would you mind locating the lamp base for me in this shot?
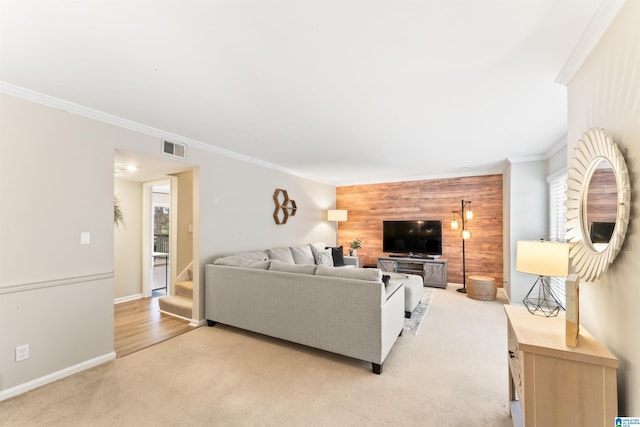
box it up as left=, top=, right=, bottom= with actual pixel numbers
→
left=456, top=287, right=467, bottom=293
left=523, top=276, right=562, bottom=317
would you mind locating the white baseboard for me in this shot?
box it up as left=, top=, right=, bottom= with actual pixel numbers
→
left=114, top=293, right=143, bottom=304
left=0, top=351, right=116, bottom=401
left=190, top=319, right=207, bottom=327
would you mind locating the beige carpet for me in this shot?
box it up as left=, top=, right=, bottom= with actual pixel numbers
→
left=0, top=284, right=513, bottom=427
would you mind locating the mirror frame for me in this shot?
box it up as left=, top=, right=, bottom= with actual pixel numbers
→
left=566, top=128, right=631, bottom=282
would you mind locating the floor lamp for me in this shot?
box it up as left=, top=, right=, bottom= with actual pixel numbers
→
left=451, top=200, right=473, bottom=293
left=327, top=209, right=347, bottom=246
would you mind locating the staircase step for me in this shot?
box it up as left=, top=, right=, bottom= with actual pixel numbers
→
left=158, top=295, right=192, bottom=319
left=175, top=280, right=193, bottom=298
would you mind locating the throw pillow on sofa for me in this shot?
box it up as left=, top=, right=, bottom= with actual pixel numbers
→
left=310, top=245, right=333, bottom=266
left=327, top=246, right=345, bottom=266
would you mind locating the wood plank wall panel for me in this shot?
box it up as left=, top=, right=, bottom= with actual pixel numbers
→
left=336, top=174, right=503, bottom=286
left=586, top=168, right=617, bottom=223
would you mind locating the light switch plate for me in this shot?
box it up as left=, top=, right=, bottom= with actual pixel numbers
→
left=80, top=232, right=91, bottom=245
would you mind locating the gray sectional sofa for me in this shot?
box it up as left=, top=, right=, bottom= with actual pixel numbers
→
left=205, top=243, right=406, bottom=374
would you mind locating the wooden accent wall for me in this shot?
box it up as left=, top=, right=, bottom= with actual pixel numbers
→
left=336, top=174, right=503, bottom=286
left=586, top=168, right=617, bottom=223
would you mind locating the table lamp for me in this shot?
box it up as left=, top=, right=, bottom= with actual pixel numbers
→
left=516, top=240, right=571, bottom=317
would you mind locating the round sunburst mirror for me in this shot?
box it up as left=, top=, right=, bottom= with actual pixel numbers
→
left=566, top=128, right=631, bottom=282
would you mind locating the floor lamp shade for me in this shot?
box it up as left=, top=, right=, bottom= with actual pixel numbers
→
left=516, top=240, right=570, bottom=277
left=327, top=209, right=347, bottom=222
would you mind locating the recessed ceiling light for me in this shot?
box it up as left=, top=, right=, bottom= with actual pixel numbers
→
left=126, top=164, right=137, bottom=172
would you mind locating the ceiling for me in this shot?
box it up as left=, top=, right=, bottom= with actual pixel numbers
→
left=0, top=1, right=605, bottom=186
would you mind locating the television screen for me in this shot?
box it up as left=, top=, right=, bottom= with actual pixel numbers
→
left=383, top=220, right=442, bottom=257
left=590, top=221, right=615, bottom=244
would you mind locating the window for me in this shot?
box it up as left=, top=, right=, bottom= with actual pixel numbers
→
left=548, top=170, right=568, bottom=307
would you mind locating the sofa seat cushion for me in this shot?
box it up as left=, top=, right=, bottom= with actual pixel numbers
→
left=214, top=256, right=271, bottom=270
left=290, top=244, right=315, bottom=265
left=270, top=260, right=317, bottom=275
left=315, top=265, right=382, bottom=282
left=266, top=247, right=295, bottom=263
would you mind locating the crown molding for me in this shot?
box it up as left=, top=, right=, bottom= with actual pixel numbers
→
left=0, top=81, right=327, bottom=185
left=507, top=155, right=547, bottom=164
left=555, top=0, right=627, bottom=85
left=335, top=165, right=506, bottom=187
left=545, top=136, right=567, bottom=158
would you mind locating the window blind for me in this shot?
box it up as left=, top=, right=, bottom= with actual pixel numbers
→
left=548, top=171, right=568, bottom=307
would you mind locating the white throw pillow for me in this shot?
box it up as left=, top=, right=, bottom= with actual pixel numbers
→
left=310, top=245, right=333, bottom=266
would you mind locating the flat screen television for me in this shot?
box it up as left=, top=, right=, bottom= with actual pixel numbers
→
left=383, top=220, right=442, bottom=258
left=590, top=221, right=615, bottom=244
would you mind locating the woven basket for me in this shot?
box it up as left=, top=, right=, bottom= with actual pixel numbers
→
left=467, top=275, right=497, bottom=301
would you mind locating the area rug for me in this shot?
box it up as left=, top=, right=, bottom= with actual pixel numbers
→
left=403, top=287, right=435, bottom=335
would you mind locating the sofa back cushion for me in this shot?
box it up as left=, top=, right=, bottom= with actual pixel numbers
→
left=315, top=265, right=382, bottom=282
left=290, top=244, right=315, bottom=265
left=269, top=260, right=317, bottom=275
left=266, top=247, right=295, bottom=263
left=214, top=256, right=271, bottom=270
left=233, top=250, right=268, bottom=261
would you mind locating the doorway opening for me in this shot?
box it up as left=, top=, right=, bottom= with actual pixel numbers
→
left=151, top=182, right=170, bottom=297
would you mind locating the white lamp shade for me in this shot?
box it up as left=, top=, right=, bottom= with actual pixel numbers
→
left=327, top=209, right=347, bottom=222
left=516, top=240, right=571, bottom=277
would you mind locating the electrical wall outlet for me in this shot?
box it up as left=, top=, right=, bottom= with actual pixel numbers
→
left=16, top=344, right=29, bottom=361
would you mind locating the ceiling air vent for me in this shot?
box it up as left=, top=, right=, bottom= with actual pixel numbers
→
left=162, top=140, right=186, bottom=159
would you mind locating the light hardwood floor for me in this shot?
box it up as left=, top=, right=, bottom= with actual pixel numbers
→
left=114, top=297, right=195, bottom=357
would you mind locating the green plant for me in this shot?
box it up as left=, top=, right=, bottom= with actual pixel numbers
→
left=114, top=196, right=124, bottom=228
left=349, top=238, right=363, bottom=250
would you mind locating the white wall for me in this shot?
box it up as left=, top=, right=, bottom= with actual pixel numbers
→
left=567, top=0, right=640, bottom=414
left=0, top=95, right=116, bottom=395
left=114, top=178, right=143, bottom=300
left=503, top=159, right=548, bottom=304
left=0, top=92, right=336, bottom=397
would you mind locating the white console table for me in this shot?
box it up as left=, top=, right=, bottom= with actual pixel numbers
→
left=377, top=256, right=448, bottom=288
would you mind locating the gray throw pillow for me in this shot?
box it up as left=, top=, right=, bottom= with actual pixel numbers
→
left=269, top=260, right=317, bottom=275
left=213, top=256, right=271, bottom=270
left=266, top=247, right=295, bottom=263
left=310, top=245, right=333, bottom=266
left=290, top=244, right=315, bottom=265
